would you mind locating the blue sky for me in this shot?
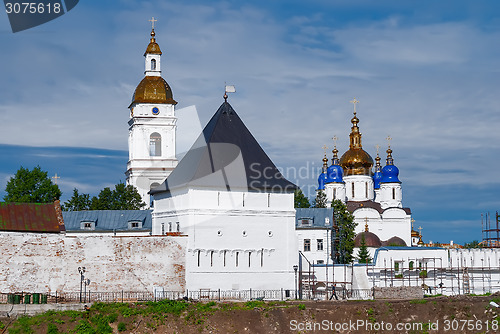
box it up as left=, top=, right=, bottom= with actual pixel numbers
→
left=1, top=0, right=499, bottom=244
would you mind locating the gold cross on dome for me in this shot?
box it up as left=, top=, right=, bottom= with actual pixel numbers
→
left=149, top=17, right=157, bottom=30
left=386, top=135, right=392, bottom=149
left=364, top=217, right=369, bottom=232
left=418, top=226, right=423, bottom=234
left=332, top=135, right=338, bottom=148
left=411, top=218, right=415, bottom=228
left=322, top=144, right=328, bottom=155
left=52, top=173, right=60, bottom=184
left=375, top=144, right=380, bottom=154
left=350, top=98, right=359, bottom=115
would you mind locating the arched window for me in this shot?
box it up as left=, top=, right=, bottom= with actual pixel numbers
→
left=149, top=133, right=161, bottom=156
left=392, top=188, right=396, bottom=200
left=236, top=252, right=239, bottom=267
left=197, top=250, right=201, bottom=267
left=151, top=59, right=156, bottom=70
left=351, top=183, right=355, bottom=198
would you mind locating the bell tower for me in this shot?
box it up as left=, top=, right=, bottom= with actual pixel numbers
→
left=125, top=18, right=178, bottom=207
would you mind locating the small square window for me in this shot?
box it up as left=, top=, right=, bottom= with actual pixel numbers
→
left=300, top=219, right=313, bottom=227
left=80, top=221, right=95, bottom=230
left=128, top=221, right=142, bottom=229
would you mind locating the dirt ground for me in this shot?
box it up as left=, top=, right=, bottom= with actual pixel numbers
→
left=2, top=295, right=500, bottom=333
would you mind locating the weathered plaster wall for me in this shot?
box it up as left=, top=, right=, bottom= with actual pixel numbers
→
left=373, top=286, right=423, bottom=299
left=0, top=233, right=186, bottom=293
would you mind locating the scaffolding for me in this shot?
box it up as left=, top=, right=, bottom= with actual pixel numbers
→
left=482, top=212, right=500, bottom=248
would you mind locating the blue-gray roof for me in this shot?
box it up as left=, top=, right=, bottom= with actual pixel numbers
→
left=296, top=208, right=334, bottom=228
left=62, top=210, right=152, bottom=231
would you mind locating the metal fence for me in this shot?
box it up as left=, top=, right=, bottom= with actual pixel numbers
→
left=0, top=287, right=375, bottom=304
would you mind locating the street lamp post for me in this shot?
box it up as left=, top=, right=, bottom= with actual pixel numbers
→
left=83, top=278, right=91, bottom=303
left=293, top=265, right=298, bottom=299
left=78, top=267, right=86, bottom=303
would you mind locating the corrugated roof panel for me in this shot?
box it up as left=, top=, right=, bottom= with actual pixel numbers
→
left=62, top=210, right=152, bottom=231
left=0, top=202, right=63, bottom=233
left=295, top=208, right=334, bottom=228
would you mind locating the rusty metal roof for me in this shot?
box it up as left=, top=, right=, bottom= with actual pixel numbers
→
left=0, top=202, right=65, bottom=233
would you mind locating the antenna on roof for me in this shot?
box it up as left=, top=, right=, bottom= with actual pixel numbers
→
left=224, top=84, right=236, bottom=102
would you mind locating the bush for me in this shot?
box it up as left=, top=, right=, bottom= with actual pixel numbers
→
left=118, top=322, right=127, bottom=332
left=47, top=323, right=59, bottom=334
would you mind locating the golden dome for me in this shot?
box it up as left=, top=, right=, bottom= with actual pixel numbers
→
left=340, top=149, right=374, bottom=176
left=411, top=230, right=420, bottom=237
left=144, top=30, right=162, bottom=56
left=130, top=76, right=177, bottom=106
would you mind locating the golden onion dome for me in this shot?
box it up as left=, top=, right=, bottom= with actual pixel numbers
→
left=411, top=229, right=420, bottom=237
left=339, top=107, right=373, bottom=176
left=340, top=149, right=374, bottom=176
left=144, top=30, right=162, bottom=56
left=130, top=76, right=177, bottom=106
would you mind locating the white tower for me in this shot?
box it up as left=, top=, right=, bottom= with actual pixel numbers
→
left=378, top=145, right=403, bottom=209
left=126, top=19, right=178, bottom=207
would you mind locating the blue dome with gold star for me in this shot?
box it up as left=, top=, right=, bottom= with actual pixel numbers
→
left=326, top=164, right=343, bottom=183
left=326, top=147, right=343, bottom=183
left=380, top=148, right=401, bottom=183
left=318, top=154, right=329, bottom=190
left=318, top=172, right=327, bottom=190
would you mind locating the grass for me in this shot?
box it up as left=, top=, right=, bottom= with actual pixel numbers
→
left=409, top=299, right=428, bottom=304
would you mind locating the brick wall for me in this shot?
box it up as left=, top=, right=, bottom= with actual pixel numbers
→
left=0, top=233, right=186, bottom=293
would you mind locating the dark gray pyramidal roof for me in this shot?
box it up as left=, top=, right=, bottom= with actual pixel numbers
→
left=150, top=101, right=296, bottom=195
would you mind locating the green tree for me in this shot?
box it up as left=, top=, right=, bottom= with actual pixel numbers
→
left=332, top=199, right=357, bottom=264
left=4, top=166, right=61, bottom=203
left=90, top=187, right=114, bottom=210
left=108, top=182, right=145, bottom=210
left=357, top=234, right=372, bottom=264
left=63, top=188, right=91, bottom=211
left=294, top=188, right=310, bottom=208
left=464, top=240, right=482, bottom=249
left=313, top=189, right=327, bottom=208
left=62, top=183, right=146, bottom=211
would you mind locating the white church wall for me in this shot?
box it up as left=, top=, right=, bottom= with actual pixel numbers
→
left=296, top=229, right=330, bottom=264
left=379, top=183, right=402, bottom=209
left=153, top=189, right=297, bottom=291
left=352, top=208, right=411, bottom=246
left=185, top=210, right=297, bottom=291
left=0, top=233, right=186, bottom=293
left=344, top=175, right=374, bottom=201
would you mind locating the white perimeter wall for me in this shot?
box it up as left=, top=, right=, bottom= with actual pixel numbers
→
left=0, top=233, right=186, bottom=293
